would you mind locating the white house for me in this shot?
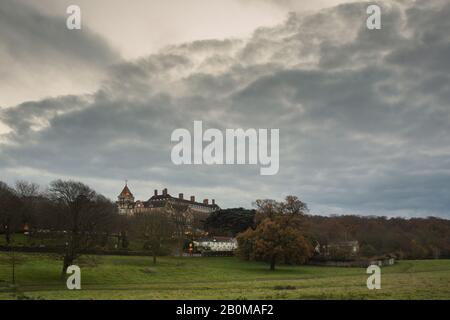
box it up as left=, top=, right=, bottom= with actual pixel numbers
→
left=194, top=237, right=238, bottom=252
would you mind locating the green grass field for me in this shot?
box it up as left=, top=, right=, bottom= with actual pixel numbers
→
left=0, top=252, right=449, bottom=300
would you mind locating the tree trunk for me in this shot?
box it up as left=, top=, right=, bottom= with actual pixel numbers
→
left=5, top=231, right=10, bottom=245
left=177, top=238, right=184, bottom=257
left=270, top=255, right=276, bottom=271
left=62, top=254, right=73, bottom=276
left=11, top=247, right=15, bottom=284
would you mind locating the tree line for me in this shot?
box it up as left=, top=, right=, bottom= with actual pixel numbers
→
left=2, top=179, right=450, bottom=273
left=205, top=198, right=450, bottom=269
left=0, top=180, right=191, bottom=274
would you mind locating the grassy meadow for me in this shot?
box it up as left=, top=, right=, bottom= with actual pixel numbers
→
left=0, top=252, right=449, bottom=300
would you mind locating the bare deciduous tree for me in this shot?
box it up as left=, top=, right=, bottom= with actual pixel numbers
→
left=133, top=209, right=173, bottom=264
left=166, top=203, right=190, bottom=256
left=15, top=180, right=40, bottom=229
left=0, top=182, right=21, bottom=244
left=0, top=181, right=23, bottom=284
left=48, top=179, right=116, bottom=274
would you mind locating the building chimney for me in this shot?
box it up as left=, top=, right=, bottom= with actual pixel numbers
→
left=163, top=188, right=168, bottom=195
left=203, top=199, right=209, bottom=205
left=179, top=193, right=184, bottom=199
left=212, top=199, right=215, bottom=205
left=154, top=189, right=158, bottom=196
left=190, top=196, right=195, bottom=202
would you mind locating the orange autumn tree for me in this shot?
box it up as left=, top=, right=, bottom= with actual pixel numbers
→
left=237, top=196, right=313, bottom=271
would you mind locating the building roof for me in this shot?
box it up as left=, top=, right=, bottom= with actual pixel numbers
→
left=196, top=236, right=236, bottom=243
left=147, top=193, right=219, bottom=209
left=117, top=185, right=220, bottom=211
left=324, top=240, right=359, bottom=247
left=119, top=184, right=133, bottom=198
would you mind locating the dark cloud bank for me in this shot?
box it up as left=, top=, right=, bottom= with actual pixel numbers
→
left=1, top=0, right=449, bottom=217
left=0, top=0, right=120, bottom=106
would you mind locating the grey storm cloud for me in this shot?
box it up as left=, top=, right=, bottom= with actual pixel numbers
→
left=0, top=0, right=119, bottom=67
left=0, top=0, right=121, bottom=106
left=1, top=0, right=450, bottom=216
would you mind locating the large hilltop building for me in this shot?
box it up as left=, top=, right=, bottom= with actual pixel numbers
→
left=116, top=183, right=220, bottom=216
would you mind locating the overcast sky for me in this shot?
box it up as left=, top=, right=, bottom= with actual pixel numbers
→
left=1, top=0, right=449, bottom=217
